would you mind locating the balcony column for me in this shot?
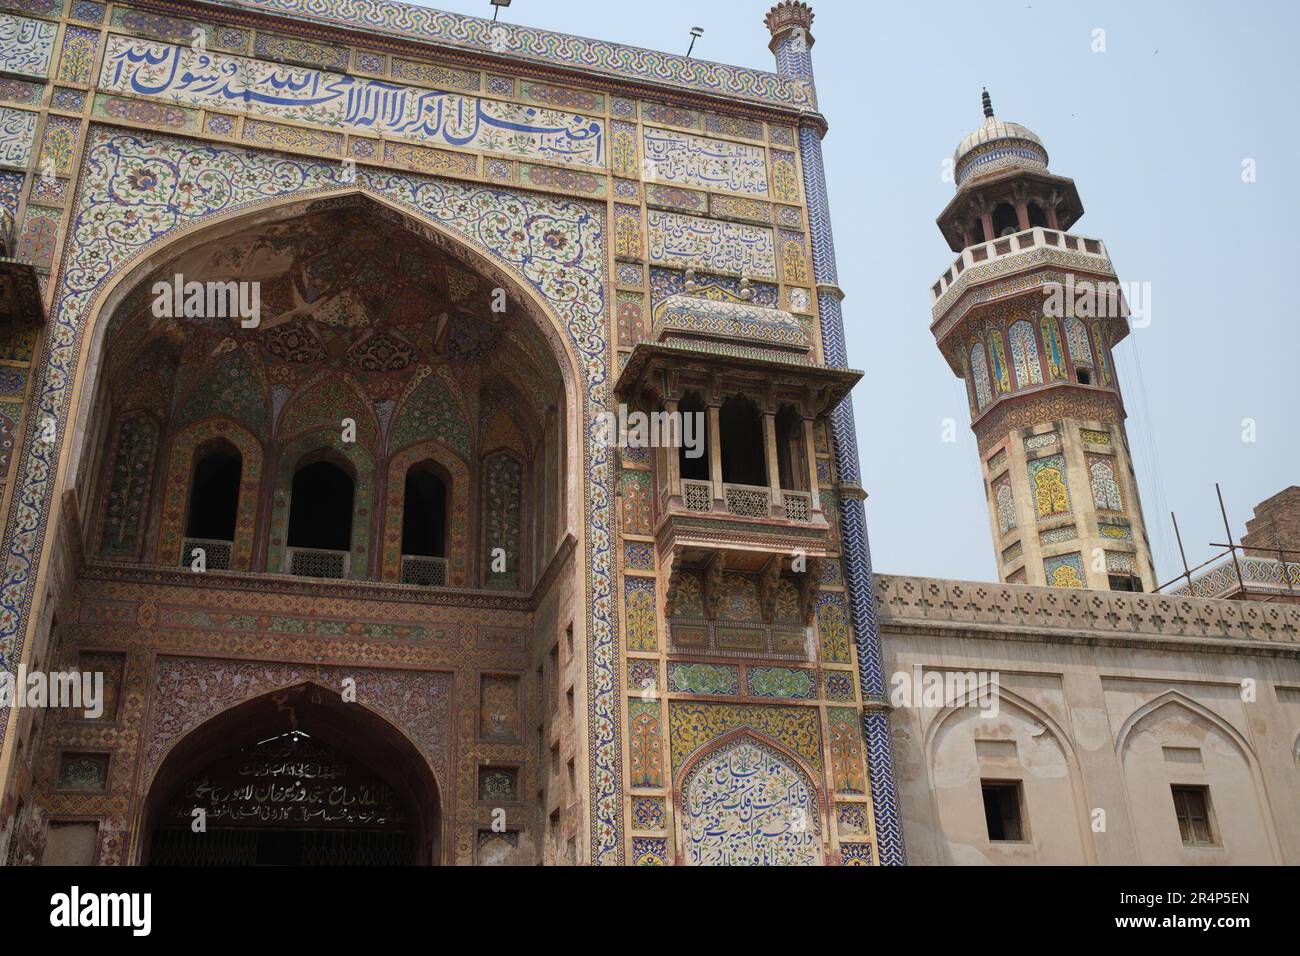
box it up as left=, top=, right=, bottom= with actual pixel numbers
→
left=803, top=415, right=821, bottom=514
left=1011, top=183, right=1030, bottom=231
left=665, top=398, right=681, bottom=503
left=1015, top=201, right=1030, bottom=231
left=763, top=409, right=781, bottom=513
left=707, top=401, right=722, bottom=505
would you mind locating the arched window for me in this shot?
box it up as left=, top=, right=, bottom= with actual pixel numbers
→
left=1040, top=315, right=1065, bottom=379
left=1064, top=316, right=1094, bottom=384
left=992, top=202, right=1019, bottom=237
left=719, top=395, right=766, bottom=487
left=402, top=463, right=448, bottom=558
left=184, top=444, right=242, bottom=569
left=1008, top=320, right=1044, bottom=388
left=286, top=457, right=354, bottom=578
left=677, top=391, right=709, bottom=482
left=970, top=342, right=993, bottom=410
left=774, top=404, right=807, bottom=492
left=1027, top=200, right=1049, bottom=228
left=987, top=331, right=1011, bottom=393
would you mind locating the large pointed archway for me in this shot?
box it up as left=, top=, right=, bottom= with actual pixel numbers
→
left=140, top=683, right=442, bottom=866
left=1, top=127, right=626, bottom=863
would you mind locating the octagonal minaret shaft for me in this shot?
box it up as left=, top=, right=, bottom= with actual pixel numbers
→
left=931, top=92, right=1156, bottom=592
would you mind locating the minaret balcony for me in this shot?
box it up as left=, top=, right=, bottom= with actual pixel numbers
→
left=931, top=227, right=1114, bottom=314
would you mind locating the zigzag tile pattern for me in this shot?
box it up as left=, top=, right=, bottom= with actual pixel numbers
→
left=797, top=118, right=907, bottom=865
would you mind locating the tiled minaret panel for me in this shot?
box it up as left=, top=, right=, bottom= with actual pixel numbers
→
left=766, top=1, right=907, bottom=866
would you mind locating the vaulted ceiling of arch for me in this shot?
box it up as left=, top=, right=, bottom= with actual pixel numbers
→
left=101, top=206, right=563, bottom=455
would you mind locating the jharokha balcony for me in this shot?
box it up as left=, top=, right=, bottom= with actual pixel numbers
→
left=614, top=271, right=859, bottom=572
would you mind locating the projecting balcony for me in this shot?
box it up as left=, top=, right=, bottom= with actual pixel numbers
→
left=930, top=227, right=1114, bottom=307
left=658, top=476, right=834, bottom=569
left=680, top=480, right=813, bottom=524
left=611, top=277, right=857, bottom=568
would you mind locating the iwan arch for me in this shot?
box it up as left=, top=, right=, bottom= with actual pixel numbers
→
left=0, top=0, right=1298, bottom=867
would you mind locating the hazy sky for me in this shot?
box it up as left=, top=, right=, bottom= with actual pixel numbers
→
left=416, top=0, right=1299, bottom=585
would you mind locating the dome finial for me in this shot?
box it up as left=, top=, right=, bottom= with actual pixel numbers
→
left=982, top=87, right=994, bottom=119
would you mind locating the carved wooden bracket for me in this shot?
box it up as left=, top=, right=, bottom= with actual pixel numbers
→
left=799, top=557, right=822, bottom=626
left=758, top=554, right=784, bottom=624
left=664, top=551, right=687, bottom=619
left=702, top=550, right=726, bottom=621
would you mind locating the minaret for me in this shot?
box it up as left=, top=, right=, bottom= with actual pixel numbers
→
left=931, top=91, right=1156, bottom=591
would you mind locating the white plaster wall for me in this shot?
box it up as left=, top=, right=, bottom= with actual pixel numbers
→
left=883, top=625, right=1300, bottom=865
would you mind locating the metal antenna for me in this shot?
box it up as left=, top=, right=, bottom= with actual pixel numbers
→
left=687, top=26, right=704, bottom=57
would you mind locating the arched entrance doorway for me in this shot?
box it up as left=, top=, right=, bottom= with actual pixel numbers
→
left=140, top=684, right=441, bottom=865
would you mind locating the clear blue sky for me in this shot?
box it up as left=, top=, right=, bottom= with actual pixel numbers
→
left=419, top=0, right=1300, bottom=584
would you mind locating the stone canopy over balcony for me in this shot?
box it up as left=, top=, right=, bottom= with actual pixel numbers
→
left=651, top=281, right=813, bottom=357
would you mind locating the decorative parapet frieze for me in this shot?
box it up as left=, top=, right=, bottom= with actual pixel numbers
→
left=651, top=290, right=810, bottom=353
left=1168, top=556, right=1300, bottom=600
left=200, top=0, right=817, bottom=110
left=875, top=573, right=1300, bottom=651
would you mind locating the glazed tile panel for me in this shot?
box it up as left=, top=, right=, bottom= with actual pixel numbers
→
left=0, top=107, right=38, bottom=170
left=646, top=210, right=776, bottom=279
left=641, top=126, right=769, bottom=196
left=0, top=12, right=58, bottom=79
left=99, top=36, right=606, bottom=168
left=203, top=0, right=815, bottom=109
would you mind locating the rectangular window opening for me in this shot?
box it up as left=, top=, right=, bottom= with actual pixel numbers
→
left=981, top=779, right=1026, bottom=842
left=1171, top=785, right=1217, bottom=847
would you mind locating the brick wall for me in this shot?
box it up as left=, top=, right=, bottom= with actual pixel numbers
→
left=1241, top=486, right=1300, bottom=558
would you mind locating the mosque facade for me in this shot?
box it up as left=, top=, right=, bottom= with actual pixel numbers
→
left=0, top=0, right=1295, bottom=866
